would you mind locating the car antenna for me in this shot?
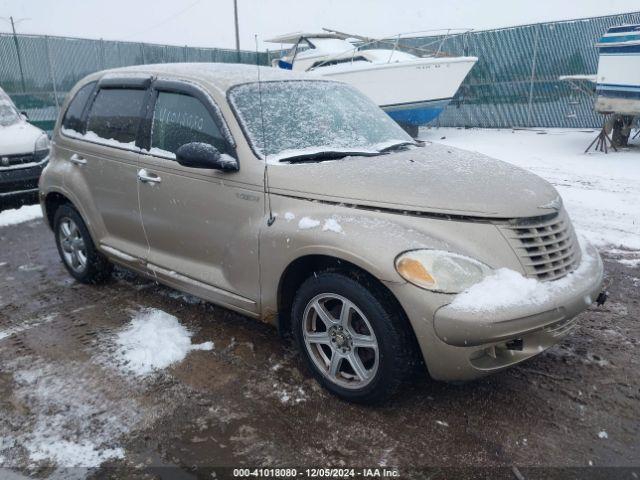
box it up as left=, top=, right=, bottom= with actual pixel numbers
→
left=256, top=34, right=276, bottom=227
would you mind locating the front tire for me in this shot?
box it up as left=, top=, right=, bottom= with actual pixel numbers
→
left=54, top=204, right=112, bottom=284
left=292, top=272, right=414, bottom=404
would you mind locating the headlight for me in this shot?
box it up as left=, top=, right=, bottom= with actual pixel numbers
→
left=395, top=250, right=491, bottom=293
left=34, top=133, right=50, bottom=161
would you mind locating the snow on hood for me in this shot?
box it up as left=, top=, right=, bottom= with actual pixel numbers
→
left=268, top=142, right=560, bottom=218
left=0, top=120, right=46, bottom=156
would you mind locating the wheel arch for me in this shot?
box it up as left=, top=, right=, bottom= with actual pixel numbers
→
left=43, top=191, right=73, bottom=230
left=276, top=254, right=411, bottom=339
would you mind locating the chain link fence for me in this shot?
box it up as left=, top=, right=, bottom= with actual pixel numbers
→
left=2, top=11, right=640, bottom=131
left=0, top=33, right=268, bottom=131
left=403, top=11, right=640, bottom=129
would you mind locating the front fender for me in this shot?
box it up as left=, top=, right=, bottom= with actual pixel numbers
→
left=258, top=196, right=455, bottom=319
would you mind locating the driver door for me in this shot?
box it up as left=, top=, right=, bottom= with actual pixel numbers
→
left=137, top=81, right=262, bottom=314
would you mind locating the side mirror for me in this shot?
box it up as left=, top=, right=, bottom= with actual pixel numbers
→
left=175, top=142, right=238, bottom=171
left=20, top=111, right=29, bottom=120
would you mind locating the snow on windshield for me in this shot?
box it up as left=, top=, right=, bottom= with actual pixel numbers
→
left=228, top=80, right=412, bottom=163
left=0, top=89, right=20, bottom=127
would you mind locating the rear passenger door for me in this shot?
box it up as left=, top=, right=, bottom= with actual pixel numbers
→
left=137, top=80, right=262, bottom=314
left=60, top=77, right=151, bottom=262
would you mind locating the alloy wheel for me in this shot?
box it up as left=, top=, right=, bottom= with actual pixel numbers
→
left=302, top=293, right=379, bottom=389
left=58, top=217, right=87, bottom=274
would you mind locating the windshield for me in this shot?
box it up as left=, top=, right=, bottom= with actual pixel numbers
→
left=228, top=80, right=413, bottom=162
left=0, top=94, right=20, bottom=127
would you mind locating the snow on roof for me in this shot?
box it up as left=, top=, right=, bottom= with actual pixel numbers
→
left=95, top=63, right=322, bottom=93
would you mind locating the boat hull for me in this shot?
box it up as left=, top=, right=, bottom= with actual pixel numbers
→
left=317, top=57, right=477, bottom=126
left=595, top=25, right=640, bottom=115
left=382, top=98, right=452, bottom=125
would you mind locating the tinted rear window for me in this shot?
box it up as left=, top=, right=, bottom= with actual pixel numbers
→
left=61, top=82, right=95, bottom=133
left=86, top=88, right=146, bottom=145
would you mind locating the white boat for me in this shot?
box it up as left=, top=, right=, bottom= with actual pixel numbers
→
left=595, top=24, right=640, bottom=116
left=267, top=31, right=477, bottom=134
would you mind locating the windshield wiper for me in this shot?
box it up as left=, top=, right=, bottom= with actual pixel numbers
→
left=278, top=150, right=379, bottom=164
left=378, top=141, right=419, bottom=153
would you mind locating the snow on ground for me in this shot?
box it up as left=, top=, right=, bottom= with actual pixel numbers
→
left=0, top=205, right=42, bottom=227
left=111, top=308, right=213, bottom=376
left=2, top=358, right=139, bottom=469
left=423, top=128, right=640, bottom=252
left=0, top=308, right=213, bottom=470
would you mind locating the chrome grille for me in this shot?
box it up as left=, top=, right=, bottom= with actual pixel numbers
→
left=499, top=209, right=581, bottom=281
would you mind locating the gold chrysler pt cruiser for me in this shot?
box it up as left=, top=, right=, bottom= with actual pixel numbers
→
left=39, top=63, right=605, bottom=403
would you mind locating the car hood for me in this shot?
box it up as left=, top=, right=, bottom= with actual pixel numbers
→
left=268, top=143, right=560, bottom=218
left=0, top=121, right=45, bottom=155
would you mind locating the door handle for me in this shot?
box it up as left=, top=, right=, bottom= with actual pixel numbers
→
left=137, top=168, right=162, bottom=184
left=69, top=154, right=87, bottom=165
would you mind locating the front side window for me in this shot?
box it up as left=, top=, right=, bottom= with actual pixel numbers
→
left=228, top=80, right=411, bottom=162
left=86, top=88, right=146, bottom=146
left=150, top=91, right=228, bottom=158
left=61, top=82, right=95, bottom=133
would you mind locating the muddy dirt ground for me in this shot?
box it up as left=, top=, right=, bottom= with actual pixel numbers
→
left=0, top=215, right=638, bottom=479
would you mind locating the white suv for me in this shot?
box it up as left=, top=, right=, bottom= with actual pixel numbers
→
left=0, top=87, right=50, bottom=205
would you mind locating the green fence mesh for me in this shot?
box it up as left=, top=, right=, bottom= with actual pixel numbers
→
left=2, top=11, right=640, bottom=131
left=0, top=34, right=268, bottom=131
left=406, top=11, right=640, bottom=128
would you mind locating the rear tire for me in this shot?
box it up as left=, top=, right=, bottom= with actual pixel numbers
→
left=54, top=204, right=112, bottom=284
left=292, top=271, right=415, bottom=404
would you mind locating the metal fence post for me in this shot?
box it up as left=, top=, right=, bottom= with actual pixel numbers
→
left=526, top=24, right=541, bottom=127
left=44, top=35, right=60, bottom=109
left=99, top=38, right=106, bottom=69
left=11, top=30, right=27, bottom=92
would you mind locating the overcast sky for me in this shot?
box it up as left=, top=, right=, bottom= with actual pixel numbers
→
left=0, top=0, right=638, bottom=50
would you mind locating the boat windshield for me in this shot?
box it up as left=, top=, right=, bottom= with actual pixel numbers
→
left=228, top=80, right=413, bottom=162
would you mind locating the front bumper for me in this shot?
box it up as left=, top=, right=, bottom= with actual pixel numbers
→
left=0, top=160, right=47, bottom=198
left=388, top=240, right=604, bottom=382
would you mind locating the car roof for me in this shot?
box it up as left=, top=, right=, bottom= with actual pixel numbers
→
left=92, top=62, right=329, bottom=93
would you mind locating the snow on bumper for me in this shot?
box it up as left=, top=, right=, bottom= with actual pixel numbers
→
left=434, top=238, right=604, bottom=348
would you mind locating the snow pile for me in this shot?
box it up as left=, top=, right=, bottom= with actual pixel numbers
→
left=449, top=268, right=550, bottom=312
left=298, top=217, right=320, bottom=230
left=427, top=128, right=640, bottom=251
left=0, top=205, right=42, bottom=228
left=113, top=308, right=213, bottom=376
left=284, top=212, right=296, bottom=221
left=449, top=236, right=599, bottom=313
